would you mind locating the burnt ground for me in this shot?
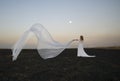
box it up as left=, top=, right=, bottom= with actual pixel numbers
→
left=0, top=49, right=120, bottom=81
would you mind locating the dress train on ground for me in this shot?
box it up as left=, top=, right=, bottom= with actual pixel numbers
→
left=77, top=41, right=95, bottom=57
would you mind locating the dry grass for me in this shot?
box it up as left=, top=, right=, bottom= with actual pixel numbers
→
left=0, top=49, right=120, bottom=81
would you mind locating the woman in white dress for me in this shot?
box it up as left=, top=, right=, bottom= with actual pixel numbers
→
left=12, top=23, right=95, bottom=61
left=74, top=35, right=95, bottom=57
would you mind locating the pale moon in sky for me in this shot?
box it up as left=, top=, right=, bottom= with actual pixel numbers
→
left=69, top=20, right=72, bottom=24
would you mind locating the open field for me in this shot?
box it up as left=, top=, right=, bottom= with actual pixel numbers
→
left=0, top=48, right=120, bottom=81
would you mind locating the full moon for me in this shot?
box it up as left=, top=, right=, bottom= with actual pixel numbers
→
left=69, top=20, right=72, bottom=24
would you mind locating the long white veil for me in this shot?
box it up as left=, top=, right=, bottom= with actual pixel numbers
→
left=12, top=23, right=95, bottom=61
left=12, top=23, right=74, bottom=61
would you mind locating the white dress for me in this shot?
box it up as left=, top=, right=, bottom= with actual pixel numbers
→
left=77, top=41, right=95, bottom=57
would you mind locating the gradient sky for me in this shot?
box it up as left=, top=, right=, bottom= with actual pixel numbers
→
left=0, top=0, right=120, bottom=48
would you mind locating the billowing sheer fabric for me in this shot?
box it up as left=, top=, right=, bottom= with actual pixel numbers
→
left=12, top=23, right=95, bottom=61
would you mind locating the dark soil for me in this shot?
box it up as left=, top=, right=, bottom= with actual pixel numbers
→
left=0, top=49, right=120, bottom=81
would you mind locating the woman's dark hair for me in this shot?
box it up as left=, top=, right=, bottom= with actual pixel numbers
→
left=80, top=35, right=84, bottom=41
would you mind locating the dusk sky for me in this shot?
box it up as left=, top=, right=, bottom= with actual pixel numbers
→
left=0, top=0, right=120, bottom=48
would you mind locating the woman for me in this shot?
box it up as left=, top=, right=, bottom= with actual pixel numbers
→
left=74, top=35, right=95, bottom=57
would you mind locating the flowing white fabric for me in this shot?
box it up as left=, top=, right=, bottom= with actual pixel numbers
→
left=12, top=23, right=95, bottom=61
left=77, top=41, right=95, bottom=57
left=12, top=23, right=74, bottom=61
left=12, top=30, right=30, bottom=61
